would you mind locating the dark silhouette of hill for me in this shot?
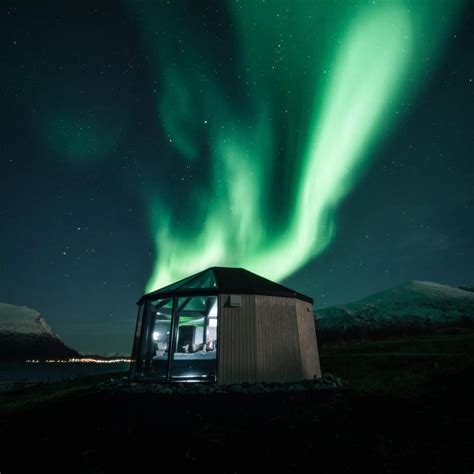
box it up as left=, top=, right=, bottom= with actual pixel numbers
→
left=0, top=303, right=80, bottom=361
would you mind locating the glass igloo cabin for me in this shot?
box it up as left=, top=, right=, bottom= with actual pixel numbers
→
left=130, top=267, right=321, bottom=384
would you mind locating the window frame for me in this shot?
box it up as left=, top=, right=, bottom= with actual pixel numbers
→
left=133, top=292, right=220, bottom=383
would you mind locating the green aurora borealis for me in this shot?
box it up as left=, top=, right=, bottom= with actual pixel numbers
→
left=1, top=0, right=473, bottom=354
left=8, top=0, right=465, bottom=293
left=140, top=0, right=464, bottom=292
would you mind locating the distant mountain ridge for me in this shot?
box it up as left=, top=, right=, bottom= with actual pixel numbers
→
left=0, top=303, right=80, bottom=361
left=315, top=281, right=474, bottom=343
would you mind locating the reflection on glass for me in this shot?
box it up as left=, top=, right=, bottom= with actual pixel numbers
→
left=147, top=269, right=217, bottom=295
left=130, top=305, right=144, bottom=377
left=140, top=298, right=173, bottom=379
left=171, top=296, right=218, bottom=381
left=135, top=295, right=218, bottom=381
left=180, top=269, right=217, bottom=290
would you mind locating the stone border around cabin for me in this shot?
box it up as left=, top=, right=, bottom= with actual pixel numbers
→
left=97, top=373, right=345, bottom=395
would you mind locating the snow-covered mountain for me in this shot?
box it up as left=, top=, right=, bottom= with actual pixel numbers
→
left=0, top=303, right=80, bottom=361
left=315, top=281, right=474, bottom=342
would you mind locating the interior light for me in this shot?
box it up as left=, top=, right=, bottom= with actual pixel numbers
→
left=209, top=299, right=218, bottom=317
left=152, top=331, right=160, bottom=341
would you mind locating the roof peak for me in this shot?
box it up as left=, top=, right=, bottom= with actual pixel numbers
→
left=139, top=267, right=313, bottom=304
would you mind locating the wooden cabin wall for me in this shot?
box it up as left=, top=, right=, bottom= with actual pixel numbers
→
left=217, top=294, right=320, bottom=384
left=295, top=299, right=321, bottom=378
left=253, top=295, right=303, bottom=382
left=217, top=294, right=258, bottom=384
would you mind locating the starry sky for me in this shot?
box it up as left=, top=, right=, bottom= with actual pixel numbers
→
left=1, top=0, right=473, bottom=355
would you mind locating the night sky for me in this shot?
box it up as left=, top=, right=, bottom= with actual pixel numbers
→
left=1, top=0, right=473, bottom=355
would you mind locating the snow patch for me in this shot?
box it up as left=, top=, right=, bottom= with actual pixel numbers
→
left=315, top=281, right=474, bottom=334
left=0, top=303, right=58, bottom=338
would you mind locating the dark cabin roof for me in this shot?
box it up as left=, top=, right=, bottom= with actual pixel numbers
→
left=138, top=267, right=313, bottom=304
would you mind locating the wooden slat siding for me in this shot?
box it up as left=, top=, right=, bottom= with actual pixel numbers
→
left=255, top=296, right=303, bottom=382
left=295, top=299, right=321, bottom=378
left=217, top=294, right=257, bottom=384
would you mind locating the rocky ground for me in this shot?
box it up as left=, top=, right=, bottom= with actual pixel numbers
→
left=98, top=372, right=344, bottom=395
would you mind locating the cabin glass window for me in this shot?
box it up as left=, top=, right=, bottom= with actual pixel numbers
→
left=170, top=296, right=218, bottom=381
left=137, top=298, right=173, bottom=380
left=134, top=295, right=218, bottom=382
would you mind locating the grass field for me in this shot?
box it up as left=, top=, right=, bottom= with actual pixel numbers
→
left=1, top=331, right=473, bottom=473
left=320, top=329, right=474, bottom=396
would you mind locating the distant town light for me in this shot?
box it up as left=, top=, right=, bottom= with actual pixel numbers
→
left=25, top=357, right=131, bottom=364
